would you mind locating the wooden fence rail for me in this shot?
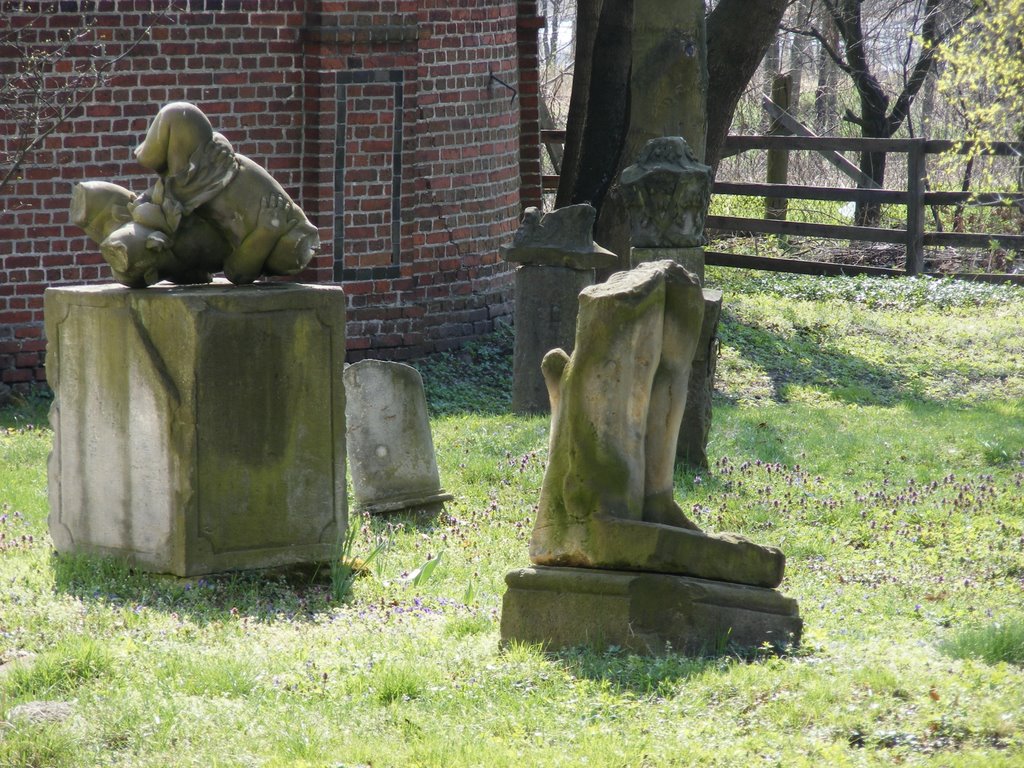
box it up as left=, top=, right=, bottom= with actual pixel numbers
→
left=539, top=130, right=1024, bottom=285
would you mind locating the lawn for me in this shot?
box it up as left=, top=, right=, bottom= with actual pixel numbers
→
left=1, top=267, right=1023, bottom=767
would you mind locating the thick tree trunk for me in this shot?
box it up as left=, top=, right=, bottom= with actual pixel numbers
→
left=566, top=0, right=633, bottom=211
left=558, top=0, right=788, bottom=222
left=705, top=0, right=789, bottom=176
left=556, top=0, right=603, bottom=209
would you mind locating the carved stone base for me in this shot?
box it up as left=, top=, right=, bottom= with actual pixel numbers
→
left=501, top=566, right=802, bottom=655
left=45, top=281, right=347, bottom=576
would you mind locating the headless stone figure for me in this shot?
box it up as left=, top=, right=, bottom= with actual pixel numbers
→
left=530, top=260, right=784, bottom=588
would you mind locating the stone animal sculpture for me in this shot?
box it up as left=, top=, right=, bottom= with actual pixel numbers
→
left=71, top=101, right=318, bottom=287
left=530, top=259, right=785, bottom=588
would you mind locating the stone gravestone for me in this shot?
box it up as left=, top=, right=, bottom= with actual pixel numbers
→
left=500, top=260, right=801, bottom=655
left=344, top=360, right=452, bottom=515
left=501, top=204, right=617, bottom=413
left=46, top=282, right=347, bottom=577
left=622, top=136, right=722, bottom=469
left=49, top=100, right=344, bottom=577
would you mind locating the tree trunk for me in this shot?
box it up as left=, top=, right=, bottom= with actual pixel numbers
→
left=556, top=0, right=603, bottom=208
left=787, top=0, right=814, bottom=122
left=564, top=0, right=633, bottom=211
left=559, top=0, right=789, bottom=220
left=705, top=0, right=789, bottom=175
left=814, top=8, right=839, bottom=134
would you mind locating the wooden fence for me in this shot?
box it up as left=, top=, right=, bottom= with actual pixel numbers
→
left=539, top=131, right=1024, bottom=285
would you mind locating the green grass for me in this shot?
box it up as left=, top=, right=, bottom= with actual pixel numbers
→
left=942, top=618, right=1024, bottom=666
left=2, top=268, right=1024, bottom=765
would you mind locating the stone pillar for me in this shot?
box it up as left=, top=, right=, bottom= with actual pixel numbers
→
left=45, top=282, right=347, bottom=577
left=513, top=266, right=595, bottom=412
left=621, top=137, right=720, bottom=468
left=344, top=360, right=453, bottom=515
left=501, top=204, right=618, bottom=413
left=629, top=0, right=708, bottom=161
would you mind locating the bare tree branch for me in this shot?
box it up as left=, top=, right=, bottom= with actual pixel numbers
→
left=1, top=7, right=172, bottom=197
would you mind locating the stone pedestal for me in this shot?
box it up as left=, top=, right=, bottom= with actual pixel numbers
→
left=45, top=281, right=347, bottom=577
left=501, top=566, right=802, bottom=655
left=344, top=360, right=452, bottom=515
left=512, top=265, right=595, bottom=413
left=501, top=204, right=617, bottom=414
left=678, top=289, right=722, bottom=468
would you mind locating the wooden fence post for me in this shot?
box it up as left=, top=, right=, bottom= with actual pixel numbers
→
left=765, top=73, right=793, bottom=222
left=906, top=139, right=926, bottom=275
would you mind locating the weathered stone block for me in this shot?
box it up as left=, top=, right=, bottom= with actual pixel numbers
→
left=344, top=359, right=452, bottom=515
left=500, top=204, right=618, bottom=270
left=501, top=566, right=802, bottom=655
left=512, top=265, right=595, bottom=413
left=45, top=281, right=346, bottom=576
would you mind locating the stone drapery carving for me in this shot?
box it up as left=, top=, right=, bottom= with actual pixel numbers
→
left=71, top=101, right=318, bottom=288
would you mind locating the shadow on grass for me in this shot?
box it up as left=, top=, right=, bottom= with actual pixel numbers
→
left=50, top=550, right=337, bottom=626
left=415, top=323, right=514, bottom=417
left=48, top=504, right=453, bottom=626
left=551, top=642, right=797, bottom=696
left=717, top=308, right=908, bottom=406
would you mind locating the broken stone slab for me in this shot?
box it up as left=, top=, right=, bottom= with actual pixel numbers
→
left=344, top=360, right=452, bottom=515
left=45, top=281, right=347, bottom=577
left=512, top=265, right=595, bottom=413
left=500, top=204, right=618, bottom=270
left=501, top=566, right=802, bottom=655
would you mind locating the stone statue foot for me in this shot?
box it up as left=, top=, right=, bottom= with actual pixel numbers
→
left=642, top=490, right=702, bottom=531
left=531, top=515, right=785, bottom=589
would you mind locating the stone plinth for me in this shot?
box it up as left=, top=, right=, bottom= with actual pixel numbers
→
left=512, top=265, right=595, bottom=413
left=502, top=204, right=614, bottom=414
left=501, top=566, right=802, bottom=655
left=45, top=281, right=346, bottom=577
left=344, top=360, right=453, bottom=515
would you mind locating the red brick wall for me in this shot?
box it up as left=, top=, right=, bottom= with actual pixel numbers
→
left=517, top=0, right=543, bottom=212
left=0, top=0, right=523, bottom=389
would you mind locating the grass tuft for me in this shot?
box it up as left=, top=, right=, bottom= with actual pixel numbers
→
left=0, top=722, right=80, bottom=768
left=942, top=618, right=1024, bottom=666
left=2, top=636, right=115, bottom=700
left=371, top=663, right=427, bottom=705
